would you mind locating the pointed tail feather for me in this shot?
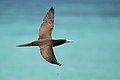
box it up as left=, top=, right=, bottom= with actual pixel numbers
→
left=16, top=43, right=32, bottom=47
left=16, top=41, right=39, bottom=47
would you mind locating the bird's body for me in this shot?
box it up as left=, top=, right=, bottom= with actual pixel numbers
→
left=17, top=6, right=72, bottom=66
left=17, top=39, right=67, bottom=47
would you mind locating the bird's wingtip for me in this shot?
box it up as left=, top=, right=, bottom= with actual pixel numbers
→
left=50, top=6, right=54, bottom=11
left=57, top=63, right=62, bottom=66
left=51, top=6, right=54, bottom=8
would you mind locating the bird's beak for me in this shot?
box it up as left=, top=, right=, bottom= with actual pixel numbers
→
left=66, top=40, right=74, bottom=43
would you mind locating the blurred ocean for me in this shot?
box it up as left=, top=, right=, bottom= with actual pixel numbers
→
left=0, top=0, right=120, bottom=80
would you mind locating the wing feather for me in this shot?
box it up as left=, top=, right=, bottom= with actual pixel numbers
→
left=39, top=41, right=58, bottom=65
left=38, top=7, right=61, bottom=66
left=39, top=7, right=54, bottom=39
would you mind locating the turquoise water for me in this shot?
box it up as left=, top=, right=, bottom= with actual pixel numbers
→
left=0, top=0, right=120, bottom=80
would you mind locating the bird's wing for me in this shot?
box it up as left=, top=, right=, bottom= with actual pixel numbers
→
left=39, top=41, right=60, bottom=65
left=38, top=6, right=54, bottom=39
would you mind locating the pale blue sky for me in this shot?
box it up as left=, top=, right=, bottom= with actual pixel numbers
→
left=0, top=0, right=120, bottom=80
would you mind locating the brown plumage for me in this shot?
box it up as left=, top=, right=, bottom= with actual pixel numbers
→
left=17, top=6, right=73, bottom=66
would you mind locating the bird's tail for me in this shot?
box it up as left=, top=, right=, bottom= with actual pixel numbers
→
left=16, top=43, right=32, bottom=47
left=16, top=41, right=39, bottom=47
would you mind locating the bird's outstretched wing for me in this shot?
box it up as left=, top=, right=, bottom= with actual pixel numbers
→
left=38, top=7, right=61, bottom=66
left=38, top=6, right=54, bottom=39
left=39, top=41, right=61, bottom=66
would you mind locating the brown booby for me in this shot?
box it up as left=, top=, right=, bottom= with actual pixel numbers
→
left=17, top=6, right=73, bottom=66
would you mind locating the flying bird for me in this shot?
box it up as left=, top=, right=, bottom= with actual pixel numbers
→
left=17, top=6, right=73, bottom=66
